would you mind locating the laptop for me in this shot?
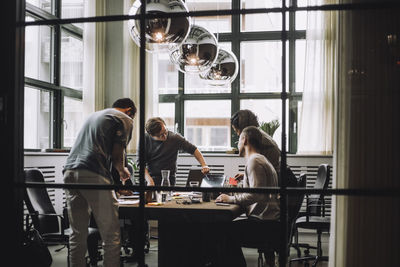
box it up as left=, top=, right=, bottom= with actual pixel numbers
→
left=200, top=174, right=226, bottom=188
left=185, top=168, right=205, bottom=187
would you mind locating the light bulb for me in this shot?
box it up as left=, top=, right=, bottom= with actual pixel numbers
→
left=199, top=48, right=239, bottom=86
left=128, top=0, right=192, bottom=53
left=170, top=25, right=218, bottom=73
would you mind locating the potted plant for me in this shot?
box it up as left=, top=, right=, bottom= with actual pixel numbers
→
left=259, top=119, right=280, bottom=137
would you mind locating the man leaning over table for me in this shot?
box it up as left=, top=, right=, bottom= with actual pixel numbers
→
left=63, top=98, right=136, bottom=267
left=216, top=126, right=280, bottom=267
left=137, top=117, right=210, bottom=186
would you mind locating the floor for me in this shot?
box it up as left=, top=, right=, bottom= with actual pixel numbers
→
left=49, top=230, right=329, bottom=267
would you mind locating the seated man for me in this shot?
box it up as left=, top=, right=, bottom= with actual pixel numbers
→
left=216, top=126, right=280, bottom=267
left=137, top=117, right=210, bottom=186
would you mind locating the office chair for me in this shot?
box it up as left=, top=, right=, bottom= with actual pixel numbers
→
left=289, top=164, right=331, bottom=267
left=241, top=173, right=307, bottom=267
left=23, top=168, right=101, bottom=267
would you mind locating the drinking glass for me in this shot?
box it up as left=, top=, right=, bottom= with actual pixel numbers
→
left=160, top=170, right=171, bottom=201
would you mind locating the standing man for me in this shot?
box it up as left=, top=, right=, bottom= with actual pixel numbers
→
left=216, top=126, right=280, bottom=267
left=138, top=117, right=210, bottom=186
left=63, top=98, right=136, bottom=267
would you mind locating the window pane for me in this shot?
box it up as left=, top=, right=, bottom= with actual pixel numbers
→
left=184, top=100, right=231, bottom=151
left=61, top=30, right=83, bottom=90
left=296, top=40, right=306, bottom=92
left=24, top=87, right=52, bottom=149
left=62, top=0, right=85, bottom=29
left=25, top=16, right=52, bottom=82
left=240, top=41, right=282, bottom=93
left=63, top=96, right=83, bottom=148
left=296, top=11, right=307, bottom=30
left=186, top=0, right=231, bottom=33
left=158, top=103, right=175, bottom=131
left=157, top=52, right=179, bottom=94
left=241, top=0, right=282, bottom=32
left=26, top=0, right=52, bottom=13
left=240, top=99, right=288, bottom=150
left=185, top=43, right=232, bottom=94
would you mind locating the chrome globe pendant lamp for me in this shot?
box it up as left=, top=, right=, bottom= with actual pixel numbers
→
left=128, top=0, right=192, bottom=53
left=170, top=25, right=219, bottom=73
left=199, top=48, right=239, bottom=86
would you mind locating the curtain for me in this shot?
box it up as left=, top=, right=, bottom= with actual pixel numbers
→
left=297, top=0, right=337, bottom=155
left=123, top=0, right=159, bottom=153
left=83, top=0, right=106, bottom=118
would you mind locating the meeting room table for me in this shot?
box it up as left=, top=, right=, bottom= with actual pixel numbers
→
left=118, top=196, right=242, bottom=267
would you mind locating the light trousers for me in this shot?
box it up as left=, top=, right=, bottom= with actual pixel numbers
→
left=64, top=169, right=121, bottom=267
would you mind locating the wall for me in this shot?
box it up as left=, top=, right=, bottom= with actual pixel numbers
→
left=335, top=2, right=400, bottom=266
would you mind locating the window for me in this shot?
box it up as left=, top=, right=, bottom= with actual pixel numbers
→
left=184, top=100, right=231, bottom=151
left=158, top=0, right=305, bottom=153
left=25, top=1, right=84, bottom=149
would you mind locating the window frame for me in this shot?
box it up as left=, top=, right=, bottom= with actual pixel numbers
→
left=25, top=2, right=83, bottom=150
left=158, top=0, right=305, bottom=154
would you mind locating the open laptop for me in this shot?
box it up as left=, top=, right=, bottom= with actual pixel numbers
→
left=185, top=168, right=205, bottom=187
left=200, top=174, right=226, bottom=188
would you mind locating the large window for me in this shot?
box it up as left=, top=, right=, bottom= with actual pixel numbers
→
left=24, top=1, right=84, bottom=149
left=158, top=0, right=306, bottom=153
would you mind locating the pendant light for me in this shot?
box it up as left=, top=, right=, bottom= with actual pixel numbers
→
left=169, top=25, right=219, bottom=73
left=128, top=0, right=192, bottom=53
left=199, top=48, right=239, bottom=86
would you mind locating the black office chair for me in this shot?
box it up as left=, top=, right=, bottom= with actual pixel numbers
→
left=241, top=173, right=307, bottom=267
left=289, top=164, right=331, bottom=267
left=23, top=168, right=101, bottom=267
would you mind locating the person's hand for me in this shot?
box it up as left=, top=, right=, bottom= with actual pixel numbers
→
left=119, top=167, right=131, bottom=183
left=215, top=194, right=230, bottom=203
left=201, top=165, right=210, bottom=174
left=234, top=173, right=244, bottom=181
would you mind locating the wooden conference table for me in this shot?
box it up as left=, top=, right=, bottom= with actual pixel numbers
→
left=118, top=198, right=242, bottom=267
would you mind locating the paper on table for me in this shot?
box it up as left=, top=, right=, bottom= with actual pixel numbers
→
left=117, top=199, right=139, bottom=205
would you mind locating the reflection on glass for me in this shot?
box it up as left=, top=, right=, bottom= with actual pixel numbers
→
left=158, top=103, right=175, bottom=131
left=240, top=99, right=288, bottom=149
left=184, top=100, right=231, bottom=151
left=241, top=0, right=281, bottom=32
left=240, top=41, right=282, bottom=93
left=63, top=96, right=83, bottom=148
left=157, top=52, right=179, bottom=94
left=25, top=16, right=52, bottom=82
left=24, top=87, right=51, bottom=149
left=26, top=0, right=52, bottom=13
left=186, top=0, right=231, bottom=34
left=61, top=0, right=84, bottom=29
left=61, top=30, right=83, bottom=90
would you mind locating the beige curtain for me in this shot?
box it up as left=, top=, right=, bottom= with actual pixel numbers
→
left=83, top=0, right=106, bottom=118
left=297, top=0, right=337, bottom=155
left=123, top=0, right=159, bottom=153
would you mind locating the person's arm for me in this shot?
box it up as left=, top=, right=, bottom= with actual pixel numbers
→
left=193, top=149, right=210, bottom=174
left=145, top=167, right=155, bottom=186
left=112, top=143, right=130, bottom=183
